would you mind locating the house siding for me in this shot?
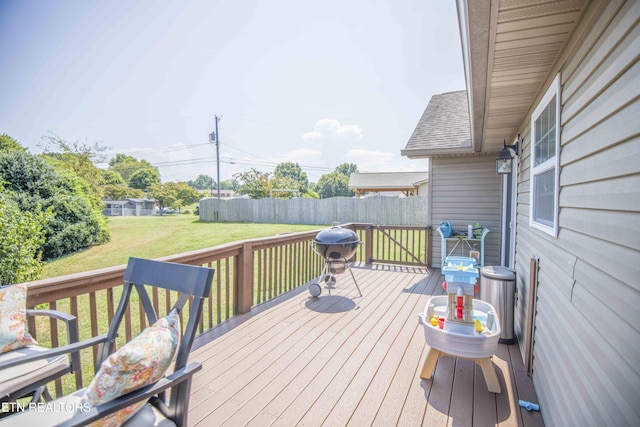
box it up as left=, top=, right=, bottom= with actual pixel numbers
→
left=513, top=1, right=640, bottom=425
left=430, top=156, right=502, bottom=268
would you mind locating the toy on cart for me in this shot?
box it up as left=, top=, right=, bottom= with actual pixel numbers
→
left=442, top=256, right=479, bottom=334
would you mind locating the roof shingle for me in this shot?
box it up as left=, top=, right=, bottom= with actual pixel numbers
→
left=402, top=90, right=471, bottom=156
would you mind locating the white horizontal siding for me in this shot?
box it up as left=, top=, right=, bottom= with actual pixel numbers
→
left=430, top=156, right=502, bottom=268
left=512, top=1, right=640, bottom=425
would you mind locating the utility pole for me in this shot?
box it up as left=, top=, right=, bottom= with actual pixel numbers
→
left=209, top=115, right=221, bottom=199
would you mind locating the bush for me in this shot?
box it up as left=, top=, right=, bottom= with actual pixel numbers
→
left=0, top=191, right=52, bottom=285
left=0, top=151, right=110, bottom=260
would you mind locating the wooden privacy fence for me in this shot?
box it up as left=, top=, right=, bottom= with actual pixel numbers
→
left=21, top=223, right=429, bottom=397
left=199, top=196, right=428, bottom=226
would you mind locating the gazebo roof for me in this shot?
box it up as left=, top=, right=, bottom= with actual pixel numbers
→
left=348, top=171, right=428, bottom=198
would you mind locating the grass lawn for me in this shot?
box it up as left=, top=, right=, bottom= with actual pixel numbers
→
left=41, top=215, right=323, bottom=278
left=28, top=215, right=323, bottom=397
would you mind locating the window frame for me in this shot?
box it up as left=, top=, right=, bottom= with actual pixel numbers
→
left=529, top=73, right=561, bottom=237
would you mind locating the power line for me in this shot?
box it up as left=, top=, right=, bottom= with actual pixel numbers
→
left=103, top=142, right=210, bottom=156
left=50, top=114, right=212, bottom=131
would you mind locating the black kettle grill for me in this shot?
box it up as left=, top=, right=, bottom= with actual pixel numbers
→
left=309, top=226, right=362, bottom=297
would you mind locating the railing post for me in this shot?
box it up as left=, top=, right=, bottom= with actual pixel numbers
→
left=365, top=225, right=374, bottom=265
left=235, top=242, right=254, bottom=314
left=427, top=225, right=433, bottom=268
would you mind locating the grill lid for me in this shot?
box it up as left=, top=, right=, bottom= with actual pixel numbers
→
left=314, top=226, right=359, bottom=245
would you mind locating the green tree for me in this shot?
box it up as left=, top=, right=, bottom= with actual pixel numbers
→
left=302, top=189, right=319, bottom=199
left=0, top=187, right=53, bottom=285
left=108, top=154, right=138, bottom=182
left=0, top=134, right=26, bottom=153
left=335, top=163, right=358, bottom=176
left=234, top=169, right=272, bottom=199
left=40, top=133, right=111, bottom=198
left=128, top=168, right=161, bottom=190
left=316, top=171, right=352, bottom=198
left=189, top=174, right=214, bottom=190
left=148, top=182, right=200, bottom=210
left=235, top=168, right=308, bottom=199
left=147, top=184, right=177, bottom=211
left=274, top=162, right=308, bottom=193
left=315, top=163, right=358, bottom=198
left=270, top=175, right=303, bottom=199
left=108, top=154, right=159, bottom=184
left=101, top=169, right=126, bottom=185
left=0, top=151, right=109, bottom=259
left=171, top=182, right=200, bottom=207
left=220, top=179, right=239, bottom=191
left=102, top=184, right=144, bottom=200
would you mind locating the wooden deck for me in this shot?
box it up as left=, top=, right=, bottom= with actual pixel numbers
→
left=188, top=264, right=544, bottom=426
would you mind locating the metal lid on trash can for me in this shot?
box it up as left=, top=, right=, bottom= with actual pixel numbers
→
left=481, top=266, right=515, bottom=281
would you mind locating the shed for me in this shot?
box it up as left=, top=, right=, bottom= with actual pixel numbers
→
left=103, top=198, right=157, bottom=216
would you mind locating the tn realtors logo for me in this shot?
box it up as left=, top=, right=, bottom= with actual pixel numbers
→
left=1, top=401, right=92, bottom=413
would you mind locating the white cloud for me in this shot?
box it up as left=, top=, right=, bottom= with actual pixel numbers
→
left=267, top=148, right=323, bottom=165
left=336, top=124, right=363, bottom=140
left=346, top=149, right=394, bottom=171
left=303, top=119, right=363, bottom=143
left=302, top=131, right=323, bottom=142
left=344, top=149, right=423, bottom=173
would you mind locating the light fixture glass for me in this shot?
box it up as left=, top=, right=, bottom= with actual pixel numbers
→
left=496, top=148, right=513, bottom=174
left=496, top=137, right=520, bottom=175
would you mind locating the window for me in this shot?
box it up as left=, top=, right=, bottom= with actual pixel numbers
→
left=530, top=74, right=560, bottom=236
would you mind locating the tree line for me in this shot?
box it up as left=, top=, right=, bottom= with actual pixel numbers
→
left=213, top=162, right=358, bottom=200
left=0, top=132, right=360, bottom=285
left=0, top=133, right=201, bottom=285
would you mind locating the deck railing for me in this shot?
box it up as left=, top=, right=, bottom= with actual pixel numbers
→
left=21, top=223, right=429, bottom=396
left=351, top=224, right=431, bottom=267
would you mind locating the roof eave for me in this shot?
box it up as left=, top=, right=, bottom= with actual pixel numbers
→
left=456, top=0, right=491, bottom=153
left=401, top=146, right=477, bottom=159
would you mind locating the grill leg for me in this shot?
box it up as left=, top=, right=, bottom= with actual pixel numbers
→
left=345, top=260, right=362, bottom=297
left=320, top=262, right=331, bottom=296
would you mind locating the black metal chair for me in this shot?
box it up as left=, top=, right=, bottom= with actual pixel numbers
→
left=0, top=257, right=214, bottom=427
left=0, top=309, right=80, bottom=404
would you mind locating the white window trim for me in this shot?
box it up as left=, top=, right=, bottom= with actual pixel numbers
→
left=529, top=73, right=561, bottom=237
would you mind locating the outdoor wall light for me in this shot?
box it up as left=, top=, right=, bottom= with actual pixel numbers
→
left=496, top=135, right=520, bottom=175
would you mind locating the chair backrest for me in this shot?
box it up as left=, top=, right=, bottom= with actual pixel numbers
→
left=98, top=257, right=215, bottom=371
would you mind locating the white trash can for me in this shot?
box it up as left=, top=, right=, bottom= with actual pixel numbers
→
left=480, top=266, right=516, bottom=344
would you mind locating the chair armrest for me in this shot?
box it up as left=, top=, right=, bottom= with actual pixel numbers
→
left=24, top=309, right=81, bottom=374
left=60, top=362, right=202, bottom=427
left=26, top=308, right=76, bottom=324
left=0, top=335, right=109, bottom=371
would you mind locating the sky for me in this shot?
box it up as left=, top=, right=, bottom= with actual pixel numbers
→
left=0, top=0, right=465, bottom=184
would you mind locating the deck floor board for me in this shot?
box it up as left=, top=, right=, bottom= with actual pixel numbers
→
left=189, top=264, right=545, bottom=427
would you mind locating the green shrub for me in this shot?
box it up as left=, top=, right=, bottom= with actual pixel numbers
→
left=0, top=151, right=109, bottom=260
left=0, top=190, right=52, bottom=285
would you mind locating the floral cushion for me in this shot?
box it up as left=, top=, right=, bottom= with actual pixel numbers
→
left=82, top=310, right=180, bottom=427
left=0, top=283, right=37, bottom=353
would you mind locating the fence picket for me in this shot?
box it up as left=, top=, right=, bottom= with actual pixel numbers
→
left=200, top=196, right=427, bottom=226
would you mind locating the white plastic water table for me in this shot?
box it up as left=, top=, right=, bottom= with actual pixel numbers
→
left=418, top=258, right=502, bottom=393
left=419, top=296, right=502, bottom=393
